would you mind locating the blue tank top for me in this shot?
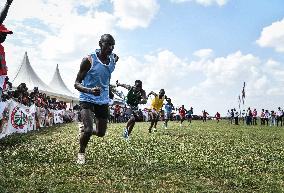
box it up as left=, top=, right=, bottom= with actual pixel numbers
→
left=79, top=49, right=116, bottom=105
left=165, top=103, right=172, bottom=114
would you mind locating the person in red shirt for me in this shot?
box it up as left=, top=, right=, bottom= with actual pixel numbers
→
left=215, top=112, right=221, bottom=123
left=178, top=105, right=187, bottom=127
left=0, top=0, right=13, bottom=101
left=114, top=104, right=121, bottom=123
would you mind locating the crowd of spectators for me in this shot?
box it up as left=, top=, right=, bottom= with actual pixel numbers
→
left=1, top=79, right=67, bottom=110
left=227, top=107, right=284, bottom=126
left=108, top=104, right=198, bottom=123
left=0, top=80, right=76, bottom=129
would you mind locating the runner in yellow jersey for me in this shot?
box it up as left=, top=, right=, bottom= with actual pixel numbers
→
left=147, top=89, right=167, bottom=133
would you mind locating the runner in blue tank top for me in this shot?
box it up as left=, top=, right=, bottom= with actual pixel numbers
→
left=74, top=34, right=119, bottom=164
left=163, top=98, right=174, bottom=129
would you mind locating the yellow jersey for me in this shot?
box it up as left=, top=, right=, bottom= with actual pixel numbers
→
left=151, top=96, right=165, bottom=111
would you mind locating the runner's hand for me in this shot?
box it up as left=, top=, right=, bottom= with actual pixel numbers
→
left=89, top=86, right=101, bottom=96
left=114, top=54, right=119, bottom=63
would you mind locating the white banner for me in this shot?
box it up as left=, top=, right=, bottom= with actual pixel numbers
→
left=54, top=110, right=64, bottom=124
left=6, top=100, right=36, bottom=135
left=0, top=100, right=70, bottom=140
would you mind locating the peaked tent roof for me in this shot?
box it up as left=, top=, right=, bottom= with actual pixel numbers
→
left=12, top=52, right=78, bottom=102
left=12, top=52, right=52, bottom=91
left=48, top=64, right=78, bottom=98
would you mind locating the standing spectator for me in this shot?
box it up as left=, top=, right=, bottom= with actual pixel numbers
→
left=252, top=109, right=257, bottom=125
left=109, top=106, right=115, bottom=123
left=276, top=107, right=283, bottom=127
left=143, top=108, right=149, bottom=122
left=230, top=109, right=234, bottom=124
left=114, top=104, right=121, bottom=123
left=270, top=110, right=276, bottom=126
left=234, top=108, right=239, bottom=125
left=137, top=109, right=144, bottom=122
left=246, top=107, right=253, bottom=125
left=260, top=109, right=265, bottom=125
left=241, top=109, right=246, bottom=124
left=264, top=110, right=270, bottom=126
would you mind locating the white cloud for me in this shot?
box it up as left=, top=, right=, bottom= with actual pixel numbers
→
left=113, top=49, right=284, bottom=115
left=6, top=0, right=103, bottom=23
left=4, top=0, right=158, bottom=93
left=4, top=0, right=118, bottom=94
left=256, top=18, right=284, bottom=53
left=111, top=0, right=160, bottom=30
left=170, top=0, right=229, bottom=6
left=264, top=59, right=284, bottom=82
left=193, top=49, right=213, bottom=59
left=39, top=11, right=117, bottom=61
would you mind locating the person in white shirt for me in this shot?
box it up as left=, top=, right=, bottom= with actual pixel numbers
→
left=260, top=109, right=265, bottom=125
left=252, top=109, right=257, bottom=125
left=276, top=107, right=283, bottom=127
left=264, top=110, right=270, bottom=126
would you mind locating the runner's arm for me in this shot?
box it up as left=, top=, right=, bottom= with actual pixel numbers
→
left=147, top=91, right=157, bottom=98
left=115, top=80, right=131, bottom=90
left=74, top=57, right=100, bottom=95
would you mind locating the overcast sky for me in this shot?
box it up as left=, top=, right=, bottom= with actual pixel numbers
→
left=2, top=0, right=284, bottom=115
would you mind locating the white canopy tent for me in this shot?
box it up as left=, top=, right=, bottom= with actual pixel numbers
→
left=48, top=64, right=79, bottom=102
left=12, top=52, right=78, bottom=102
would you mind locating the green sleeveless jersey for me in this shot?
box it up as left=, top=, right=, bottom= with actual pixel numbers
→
left=126, top=87, right=143, bottom=107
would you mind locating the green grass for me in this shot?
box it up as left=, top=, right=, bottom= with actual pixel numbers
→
left=1, top=120, right=284, bottom=192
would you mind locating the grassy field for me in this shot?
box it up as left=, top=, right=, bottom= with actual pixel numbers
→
left=1, top=120, right=284, bottom=192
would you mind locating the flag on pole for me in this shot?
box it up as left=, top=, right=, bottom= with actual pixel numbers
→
left=238, top=95, right=241, bottom=109
left=242, top=82, right=246, bottom=104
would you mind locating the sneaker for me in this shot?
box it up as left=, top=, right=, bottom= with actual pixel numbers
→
left=77, top=153, right=85, bottom=165
left=180, top=124, right=182, bottom=127
left=123, top=128, right=129, bottom=139
left=165, top=127, right=168, bottom=129
left=153, top=128, right=157, bottom=132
